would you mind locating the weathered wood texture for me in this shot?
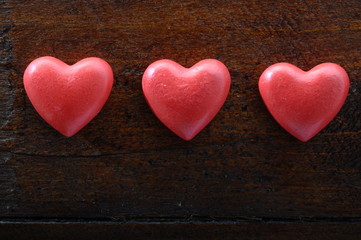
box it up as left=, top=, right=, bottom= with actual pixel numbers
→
left=1, top=0, right=361, bottom=238
left=2, top=221, right=361, bottom=240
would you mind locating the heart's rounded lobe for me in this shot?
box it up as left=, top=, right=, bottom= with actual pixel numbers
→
left=259, top=63, right=349, bottom=142
left=24, top=56, right=113, bottom=137
left=142, top=59, right=231, bottom=140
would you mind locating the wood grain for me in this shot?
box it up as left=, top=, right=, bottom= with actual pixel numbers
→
left=1, top=0, right=361, bottom=238
left=2, top=221, right=361, bottom=240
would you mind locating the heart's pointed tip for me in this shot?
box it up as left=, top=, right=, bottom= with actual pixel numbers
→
left=181, top=136, right=194, bottom=141
left=61, top=132, right=76, bottom=138
left=298, top=137, right=311, bottom=143
left=294, top=134, right=313, bottom=142
left=177, top=131, right=197, bottom=141
left=58, top=128, right=79, bottom=138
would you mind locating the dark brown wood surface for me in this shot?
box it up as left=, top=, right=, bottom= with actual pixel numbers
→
left=1, top=0, right=360, bottom=239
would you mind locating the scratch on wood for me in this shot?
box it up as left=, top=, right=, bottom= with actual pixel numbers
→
left=0, top=0, right=15, bottom=136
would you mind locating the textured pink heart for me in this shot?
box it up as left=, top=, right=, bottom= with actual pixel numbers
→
left=24, top=56, right=113, bottom=137
left=259, top=63, right=349, bottom=142
left=142, top=59, right=231, bottom=140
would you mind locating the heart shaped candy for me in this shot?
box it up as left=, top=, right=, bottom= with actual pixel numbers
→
left=259, top=63, right=349, bottom=142
left=24, top=56, right=113, bottom=137
left=142, top=59, right=231, bottom=140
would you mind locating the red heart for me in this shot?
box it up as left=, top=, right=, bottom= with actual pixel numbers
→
left=24, top=56, right=113, bottom=137
left=142, top=59, right=231, bottom=140
left=259, top=63, right=349, bottom=142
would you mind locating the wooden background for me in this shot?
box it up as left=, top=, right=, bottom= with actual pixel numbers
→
left=1, top=0, right=360, bottom=239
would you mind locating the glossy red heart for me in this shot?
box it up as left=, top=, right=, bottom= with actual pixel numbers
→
left=259, top=63, right=349, bottom=142
left=24, top=56, right=113, bottom=137
left=142, top=59, right=231, bottom=140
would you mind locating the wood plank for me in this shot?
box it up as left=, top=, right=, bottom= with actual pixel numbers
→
left=1, top=151, right=361, bottom=218
left=0, top=0, right=360, bottom=236
left=1, top=221, right=361, bottom=240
